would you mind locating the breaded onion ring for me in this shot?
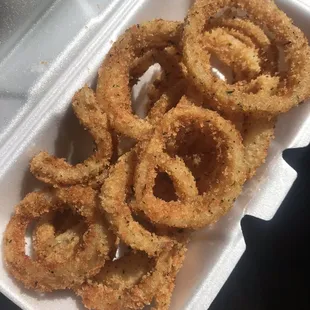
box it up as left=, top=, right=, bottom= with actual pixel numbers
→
left=4, top=186, right=114, bottom=292
left=242, top=116, right=276, bottom=179
left=208, top=15, right=278, bottom=74
left=30, top=86, right=112, bottom=187
left=183, top=0, right=310, bottom=117
left=32, top=210, right=86, bottom=263
left=134, top=98, right=246, bottom=228
left=151, top=228, right=189, bottom=310
left=100, top=150, right=174, bottom=256
left=152, top=247, right=187, bottom=310
left=76, top=245, right=185, bottom=310
left=96, top=20, right=183, bottom=140
left=144, top=47, right=186, bottom=126
left=203, top=28, right=261, bottom=79
left=144, top=53, right=275, bottom=181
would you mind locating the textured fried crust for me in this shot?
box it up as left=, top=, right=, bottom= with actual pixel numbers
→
left=203, top=28, right=261, bottom=79
left=209, top=15, right=278, bottom=74
left=30, top=86, right=112, bottom=187
left=4, top=188, right=114, bottom=292
left=242, top=116, right=276, bottom=179
left=96, top=20, right=183, bottom=140
left=183, top=0, right=310, bottom=117
left=100, top=150, right=174, bottom=256
left=5, top=0, right=309, bottom=305
left=128, top=45, right=186, bottom=127
left=144, top=47, right=186, bottom=126
left=33, top=186, right=116, bottom=264
left=151, top=228, right=189, bottom=310
left=134, top=98, right=246, bottom=228
left=152, top=246, right=187, bottom=310
left=77, top=245, right=186, bottom=310
left=32, top=211, right=85, bottom=263
left=143, top=43, right=275, bottom=181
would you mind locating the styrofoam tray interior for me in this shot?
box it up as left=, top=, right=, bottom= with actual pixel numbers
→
left=0, top=0, right=310, bottom=309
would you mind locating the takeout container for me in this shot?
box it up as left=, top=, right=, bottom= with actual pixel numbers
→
left=1, top=0, right=310, bottom=309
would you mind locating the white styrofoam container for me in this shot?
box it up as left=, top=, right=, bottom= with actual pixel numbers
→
left=0, top=0, right=310, bottom=309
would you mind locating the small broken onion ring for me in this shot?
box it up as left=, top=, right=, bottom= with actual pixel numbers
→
left=208, top=15, right=278, bottom=74
left=30, top=86, right=112, bottom=187
left=32, top=210, right=86, bottom=264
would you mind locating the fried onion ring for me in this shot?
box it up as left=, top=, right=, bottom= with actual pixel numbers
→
left=208, top=14, right=278, bottom=74
left=4, top=187, right=114, bottom=292
left=32, top=210, right=86, bottom=264
left=144, top=53, right=275, bottom=181
left=203, top=28, right=261, bottom=79
left=30, top=86, right=112, bottom=187
left=242, top=116, right=276, bottom=179
left=96, top=20, right=183, bottom=140
left=77, top=244, right=185, bottom=310
left=183, top=0, right=310, bottom=117
left=100, top=149, right=174, bottom=256
left=134, top=98, right=246, bottom=228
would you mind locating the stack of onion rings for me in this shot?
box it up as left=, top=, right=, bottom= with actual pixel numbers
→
left=183, top=0, right=310, bottom=117
left=4, top=1, right=310, bottom=308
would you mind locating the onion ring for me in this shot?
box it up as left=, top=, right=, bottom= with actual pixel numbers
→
left=149, top=226, right=189, bottom=310
left=4, top=186, right=114, bottom=292
left=208, top=14, right=278, bottom=74
left=183, top=0, right=310, bottom=117
left=32, top=210, right=86, bottom=263
left=100, top=149, right=174, bottom=256
left=147, top=79, right=187, bottom=126
left=96, top=20, right=183, bottom=140
left=134, top=98, right=246, bottom=228
left=30, top=86, right=112, bottom=187
left=242, top=116, right=276, bottom=179
left=76, top=245, right=185, bottom=310
left=202, top=28, right=261, bottom=79
left=152, top=244, right=187, bottom=310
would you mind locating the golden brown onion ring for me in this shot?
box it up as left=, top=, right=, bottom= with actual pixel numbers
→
left=151, top=247, right=187, bottom=310
left=30, top=86, right=112, bottom=187
left=209, top=15, right=278, bottom=74
left=32, top=210, right=85, bottom=264
left=100, top=149, right=174, bottom=256
left=203, top=28, right=261, bottom=79
left=150, top=227, right=189, bottom=310
left=76, top=244, right=186, bottom=310
left=242, top=116, right=276, bottom=179
left=147, top=79, right=187, bottom=126
left=96, top=20, right=183, bottom=140
left=134, top=98, right=246, bottom=229
left=4, top=187, right=114, bottom=292
left=144, top=57, right=275, bottom=181
left=183, top=0, right=310, bottom=117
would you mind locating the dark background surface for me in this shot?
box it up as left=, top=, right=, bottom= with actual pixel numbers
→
left=1, top=145, right=310, bottom=310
